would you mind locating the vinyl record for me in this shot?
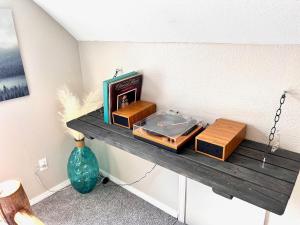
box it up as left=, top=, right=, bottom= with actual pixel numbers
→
left=140, top=112, right=198, bottom=138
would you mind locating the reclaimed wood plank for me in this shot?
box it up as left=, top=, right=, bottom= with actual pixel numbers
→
left=227, top=154, right=298, bottom=183
left=236, top=146, right=300, bottom=172
left=212, top=187, right=233, bottom=199
left=67, top=118, right=291, bottom=215
left=88, top=109, right=300, bottom=174
left=67, top=110, right=300, bottom=215
left=79, top=114, right=296, bottom=195
left=180, top=149, right=293, bottom=195
left=88, top=109, right=300, bottom=162
left=241, top=140, right=300, bottom=162
left=88, top=109, right=102, bottom=119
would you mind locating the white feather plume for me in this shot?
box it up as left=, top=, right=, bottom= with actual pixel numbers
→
left=81, top=90, right=102, bottom=115
left=58, top=86, right=102, bottom=140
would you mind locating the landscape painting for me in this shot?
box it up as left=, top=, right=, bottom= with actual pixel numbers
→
left=0, top=9, right=29, bottom=102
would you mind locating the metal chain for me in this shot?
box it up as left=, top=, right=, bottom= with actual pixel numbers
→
left=263, top=91, right=287, bottom=165
left=267, top=91, right=287, bottom=148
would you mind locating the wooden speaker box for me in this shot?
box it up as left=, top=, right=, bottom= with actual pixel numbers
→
left=195, top=119, right=246, bottom=161
left=112, top=101, right=156, bottom=129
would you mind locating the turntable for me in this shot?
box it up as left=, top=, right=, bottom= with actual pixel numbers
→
left=133, top=111, right=206, bottom=153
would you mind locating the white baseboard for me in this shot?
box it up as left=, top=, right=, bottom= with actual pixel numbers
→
left=30, top=179, right=70, bottom=206
left=30, top=171, right=178, bottom=219
left=100, top=169, right=178, bottom=218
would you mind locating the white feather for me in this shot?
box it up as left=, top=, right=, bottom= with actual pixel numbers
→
left=57, top=86, right=102, bottom=141
left=81, top=90, right=102, bottom=116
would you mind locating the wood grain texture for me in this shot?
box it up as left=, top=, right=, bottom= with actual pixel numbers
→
left=112, top=101, right=156, bottom=128
left=133, top=126, right=202, bottom=150
left=241, top=140, right=300, bottom=162
left=212, top=188, right=233, bottom=200
left=195, top=118, right=246, bottom=160
left=0, top=181, right=32, bottom=225
left=235, top=147, right=300, bottom=172
left=227, top=154, right=298, bottom=183
left=67, top=109, right=300, bottom=215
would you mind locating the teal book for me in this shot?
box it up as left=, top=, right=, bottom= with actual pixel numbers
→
left=103, top=71, right=139, bottom=124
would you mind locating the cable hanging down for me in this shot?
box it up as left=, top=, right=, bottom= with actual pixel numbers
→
left=101, top=164, right=157, bottom=188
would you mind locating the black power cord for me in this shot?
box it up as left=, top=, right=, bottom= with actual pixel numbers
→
left=101, top=164, right=157, bottom=188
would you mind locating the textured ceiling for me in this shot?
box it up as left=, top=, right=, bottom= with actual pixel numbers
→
left=33, top=0, right=300, bottom=44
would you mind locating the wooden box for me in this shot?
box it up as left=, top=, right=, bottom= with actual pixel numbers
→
left=112, top=101, right=156, bottom=129
left=195, top=118, right=246, bottom=161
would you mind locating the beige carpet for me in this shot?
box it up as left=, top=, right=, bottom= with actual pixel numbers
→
left=33, top=182, right=183, bottom=225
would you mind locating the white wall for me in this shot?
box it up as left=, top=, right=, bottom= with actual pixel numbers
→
left=1, top=2, right=299, bottom=223
left=88, top=140, right=179, bottom=212
left=33, top=0, right=300, bottom=44
left=0, top=0, right=83, bottom=199
left=79, top=41, right=300, bottom=225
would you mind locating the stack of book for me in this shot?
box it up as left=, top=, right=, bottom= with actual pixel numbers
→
left=103, top=71, right=143, bottom=124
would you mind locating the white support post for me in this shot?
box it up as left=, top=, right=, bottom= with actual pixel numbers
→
left=178, top=175, right=187, bottom=224
left=263, top=211, right=270, bottom=225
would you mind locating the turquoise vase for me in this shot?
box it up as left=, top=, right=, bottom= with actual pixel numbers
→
left=67, top=139, right=99, bottom=194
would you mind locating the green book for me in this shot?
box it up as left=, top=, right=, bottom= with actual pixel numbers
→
left=103, top=71, right=139, bottom=124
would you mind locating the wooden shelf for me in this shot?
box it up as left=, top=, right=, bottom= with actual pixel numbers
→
left=67, top=109, right=300, bottom=215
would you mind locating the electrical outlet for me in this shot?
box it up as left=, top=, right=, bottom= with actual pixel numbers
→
left=38, top=158, right=48, bottom=171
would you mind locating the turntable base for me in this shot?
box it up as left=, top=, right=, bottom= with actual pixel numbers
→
left=133, top=126, right=203, bottom=152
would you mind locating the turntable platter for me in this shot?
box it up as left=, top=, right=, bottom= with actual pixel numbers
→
left=133, top=111, right=206, bottom=152
left=142, top=113, right=198, bottom=137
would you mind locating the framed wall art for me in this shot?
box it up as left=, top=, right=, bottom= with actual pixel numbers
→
left=0, top=9, right=29, bottom=102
